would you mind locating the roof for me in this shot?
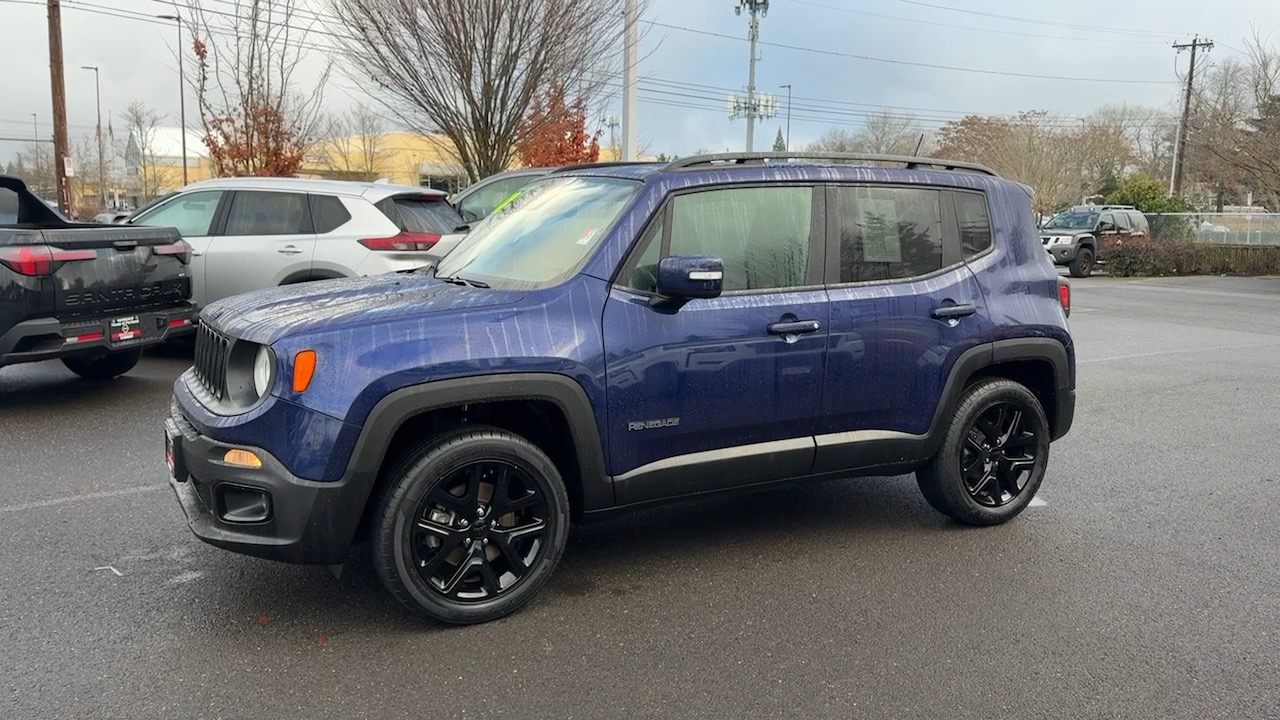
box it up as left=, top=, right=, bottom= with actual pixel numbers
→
left=140, top=127, right=209, bottom=160
left=181, top=176, right=446, bottom=200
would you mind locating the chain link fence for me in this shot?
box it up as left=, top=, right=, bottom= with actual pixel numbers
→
left=1147, top=213, right=1280, bottom=246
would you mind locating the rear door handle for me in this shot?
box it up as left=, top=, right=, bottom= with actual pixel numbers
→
left=277, top=246, right=304, bottom=255
left=930, top=304, right=978, bottom=320
left=768, top=319, right=821, bottom=335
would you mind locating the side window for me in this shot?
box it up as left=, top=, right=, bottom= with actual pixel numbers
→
left=668, top=186, right=813, bottom=291
left=1129, top=212, right=1149, bottom=232
left=224, top=191, right=310, bottom=236
left=133, top=190, right=224, bottom=237
left=835, top=186, right=944, bottom=283
left=618, top=217, right=663, bottom=293
left=954, top=191, right=993, bottom=258
left=459, top=176, right=533, bottom=223
left=1115, top=211, right=1132, bottom=231
left=310, top=194, right=352, bottom=234
left=1099, top=213, right=1115, bottom=231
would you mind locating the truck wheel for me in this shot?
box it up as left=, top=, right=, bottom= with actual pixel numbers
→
left=916, top=378, right=1050, bottom=526
left=372, top=427, right=571, bottom=625
left=1068, top=247, right=1094, bottom=278
left=61, top=348, right=144, bottom=380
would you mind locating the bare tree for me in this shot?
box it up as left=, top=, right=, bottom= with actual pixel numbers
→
left=318, top=107, right=391, bottom=181
left=808, top=111, right=926, bottom=155
left=983, top=111, right=1086, bottom=214
left=186, top=0, right=330, bottom=176
left=13, top=143, right=56, bottom=199
left=329, top=0, right=642, bottom=181
left=120, top=101, right=171, bottom=202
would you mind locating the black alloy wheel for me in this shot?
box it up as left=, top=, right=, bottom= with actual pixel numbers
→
left=373, top=427, right=570, bottom=624
left=959, top=403, right=1040, bottom=508
left=410, top=461, right=549, bottom=601
left=916, top=378, right=1050, bottom=526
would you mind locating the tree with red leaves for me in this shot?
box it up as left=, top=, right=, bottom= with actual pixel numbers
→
left=517, top=85, right=600, bottom=168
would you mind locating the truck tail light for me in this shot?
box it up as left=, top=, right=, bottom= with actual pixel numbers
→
left=358, top=231, right=441, bottom=252
left=0, top=245, right=96, bottom=276
left=154, top=240, right=193, bottom=264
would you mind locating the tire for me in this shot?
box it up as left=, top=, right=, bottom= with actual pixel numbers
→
left=916, top=378, right=1051, bottom=526
left=372, top=426, right=571, bottom=625
left=1068, top=247, right=1094, bottom=278
left=61, top=348, right=143, bottom=380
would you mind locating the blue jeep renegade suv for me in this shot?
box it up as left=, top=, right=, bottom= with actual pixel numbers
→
left=164, top=153, right=1075, bottom=624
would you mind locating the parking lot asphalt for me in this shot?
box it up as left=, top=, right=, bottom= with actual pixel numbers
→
left=2, top=276, right=1278, bottom=720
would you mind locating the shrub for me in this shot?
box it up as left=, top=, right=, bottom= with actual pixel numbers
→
left=1102, top=237, right=1280, bottom=276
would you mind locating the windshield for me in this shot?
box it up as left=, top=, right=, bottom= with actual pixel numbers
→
left=435, top=176, right=640, bottom=287
left=1044, top=211, right=1098, bottom=231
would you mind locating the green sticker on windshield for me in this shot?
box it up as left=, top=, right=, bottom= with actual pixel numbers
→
left=493, top=189, right=522, bottom=214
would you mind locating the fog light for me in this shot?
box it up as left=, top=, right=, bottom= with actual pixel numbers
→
left=216, top=484, right=272, bottom=524
left=223, top=448, right=262, bottom=468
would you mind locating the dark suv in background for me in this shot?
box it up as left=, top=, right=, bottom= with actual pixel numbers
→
left=1041, top=204, right=1150, bottom=277
left=164, top=152, right=1075, bottom=624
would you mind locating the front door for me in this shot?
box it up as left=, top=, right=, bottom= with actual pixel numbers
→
left=814, top=184, right=993, bottom=473
left=603, top=184, right=828, bottom=505
left=129, top=189, right=227, bottom=308
left=203, top=190, right=317, bottom=306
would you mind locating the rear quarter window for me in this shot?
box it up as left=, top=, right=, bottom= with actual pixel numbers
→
left=0, top=188, right=17, bottom=224
left=310, top=195, right=352, bottom=234
left=954, top=191, right=993, bottom=258
left=377, top=196, right=464, bottom=234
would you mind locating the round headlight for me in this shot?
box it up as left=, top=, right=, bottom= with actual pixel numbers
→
left=252, top=345, right=274, bottom=397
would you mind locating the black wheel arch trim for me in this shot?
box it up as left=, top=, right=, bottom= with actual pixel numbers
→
left=342, top=372, right=610, bottom=517
left=280, top=268, right=347, bottom=285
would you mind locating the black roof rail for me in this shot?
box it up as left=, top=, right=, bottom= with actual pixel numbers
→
left=664, top=152, right=1000, bottom=177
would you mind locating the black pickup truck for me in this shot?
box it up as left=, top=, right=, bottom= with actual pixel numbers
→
left=1, top=175, right=196, bottom=380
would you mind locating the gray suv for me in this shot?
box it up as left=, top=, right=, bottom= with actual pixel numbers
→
left=129, top=177, right=465, bottom=309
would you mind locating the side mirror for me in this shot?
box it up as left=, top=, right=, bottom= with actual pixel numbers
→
left=656, top=255, right=724, bottom=300
left=1099, top=222, right=1116, bottom=233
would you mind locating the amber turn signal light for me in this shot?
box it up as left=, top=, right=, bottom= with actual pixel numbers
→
left=223, top=448, right=262, bottom=468
left=292, top=350, right=317, bottom=393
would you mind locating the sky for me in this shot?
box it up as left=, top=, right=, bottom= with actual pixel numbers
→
left=1, top=0, right=1278, bottom=165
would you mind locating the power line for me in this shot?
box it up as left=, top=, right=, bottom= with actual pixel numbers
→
left=646, top=20, right=1180, bottom=84
left=787, top=0, right=1172, bottom=45
left=891, top=0, right=1188, bottom=39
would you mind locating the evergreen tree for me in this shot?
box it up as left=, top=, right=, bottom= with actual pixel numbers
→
left=772, top=128, right=786, bottom=152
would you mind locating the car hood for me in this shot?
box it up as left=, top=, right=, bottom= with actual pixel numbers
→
left=200, top=274, right=524, bottom=344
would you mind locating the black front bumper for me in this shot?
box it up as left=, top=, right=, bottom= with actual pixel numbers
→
left=165, top=401, right=368, bottom=565
left=1045, top=244, right=1080, bottom=264
left=0, top=303, right=196, bottom=367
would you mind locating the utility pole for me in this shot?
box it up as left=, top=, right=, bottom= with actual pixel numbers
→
left=157, top=15, right=189, bottom=184
left=734, top=0, right=769, bottom=152
left=620, top=0, right=638, bottom=162
left=779, top=83, right=792, bottom=151
left=605, top=116, right=621, bottom=156
left=31, top=113, right=37, bottom=140
left=81, top=65, right=105, bottom=208
left=1170, top=35, right=1213, bottom=197
left=47, top=0, right=72, bottom=213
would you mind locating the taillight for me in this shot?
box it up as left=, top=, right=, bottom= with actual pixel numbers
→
left=359, top=231, right=441, bottom=251
left=1058, top=279, right=1071, bottom=317
left=0, top=245, right=96, bottom=276
left=154, top=240, right=193, bottom=264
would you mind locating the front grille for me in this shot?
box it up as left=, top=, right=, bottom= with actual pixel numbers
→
left=193, top=321, right=231, bottom=401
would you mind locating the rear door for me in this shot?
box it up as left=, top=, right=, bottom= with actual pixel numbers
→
left=129, top=189, right=228, bottom=307
left=814, top=184, right=992, bottom=473
left=203, top=190, right=316, bottom=305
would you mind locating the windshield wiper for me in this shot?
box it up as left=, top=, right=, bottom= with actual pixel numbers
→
left=438, top=274, right=490, bottom=289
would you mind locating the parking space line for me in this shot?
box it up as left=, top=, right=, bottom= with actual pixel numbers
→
left=1079, top=340, right=1280, bottom=365
left=0, top=485, right=165, bottom=513
left=1029, top=497, right=1048, bottom=507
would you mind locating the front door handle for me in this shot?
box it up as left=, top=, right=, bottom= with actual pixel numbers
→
left=930, top=304, right=978, bottom=320
left=768, top=319, right=821, bottom=336
left=277, top=246, right=304, bottom=255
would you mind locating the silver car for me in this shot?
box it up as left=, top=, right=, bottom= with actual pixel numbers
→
left=128, top=177, right=465, bottom=309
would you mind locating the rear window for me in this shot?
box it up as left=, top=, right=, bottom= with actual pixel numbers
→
left=0, top=188, right=16, bottom=224
left=377, top=196, right=464, bottom=234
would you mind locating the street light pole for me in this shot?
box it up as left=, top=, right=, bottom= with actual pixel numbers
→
left=31, top=113, right=37, bottom=140
left=81, top=65, right=105, bottom=207
left=779, top=84, right=791, bottom=151
left=157, top=14, right=188, bottom=185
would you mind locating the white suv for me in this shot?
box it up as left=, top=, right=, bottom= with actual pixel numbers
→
left=127, top=177, right=465, bottom=309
